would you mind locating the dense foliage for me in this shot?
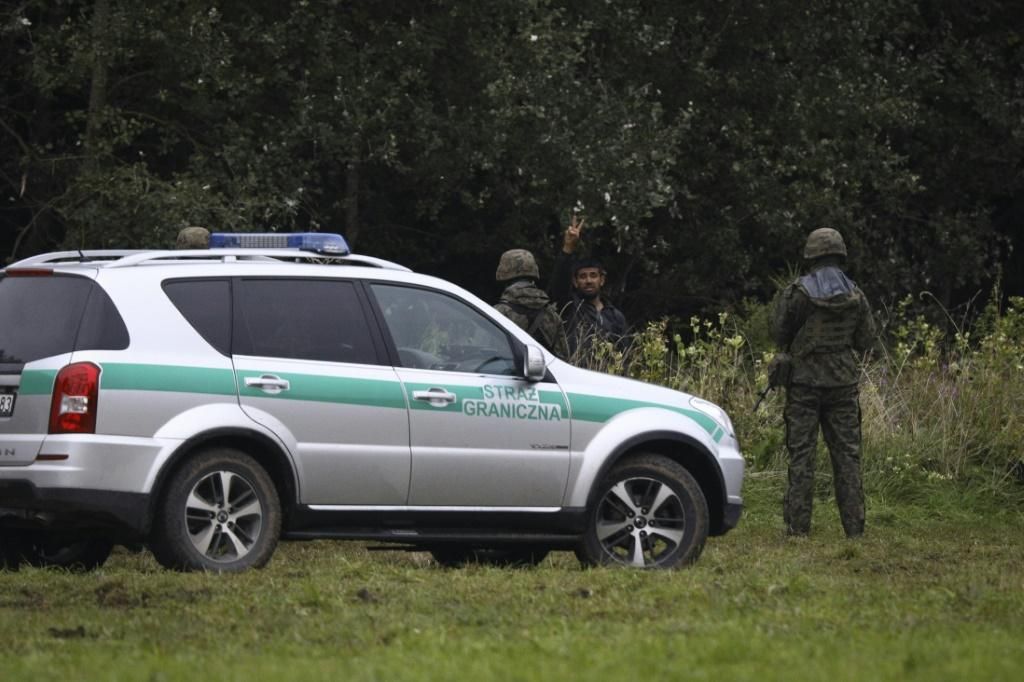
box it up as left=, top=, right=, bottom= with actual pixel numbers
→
left=587, top=294, right=1024, bottom=499
left=2, top=0, right=1022, bottom=322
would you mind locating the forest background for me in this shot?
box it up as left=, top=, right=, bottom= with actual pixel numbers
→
left=3, top=0, right=1023, bottom=325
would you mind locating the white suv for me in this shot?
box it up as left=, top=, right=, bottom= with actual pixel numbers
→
left=0, top=234, right=743, bottom=571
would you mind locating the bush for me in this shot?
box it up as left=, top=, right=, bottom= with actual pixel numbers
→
left=862, top=295, right=1024, bottom=496
left=572, top=294, right=1024, bottom=503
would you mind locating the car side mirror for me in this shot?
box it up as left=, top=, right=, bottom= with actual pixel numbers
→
left=523, top=344, right=547, bottom=382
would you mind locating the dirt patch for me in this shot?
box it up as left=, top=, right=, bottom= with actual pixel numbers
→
left=0, top=587, right=47, bottom=609
left=48, top=625, right=94, bottom=640
left=94, top=580, right=150, bottom=609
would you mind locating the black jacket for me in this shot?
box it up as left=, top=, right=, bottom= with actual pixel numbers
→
left=548, top=251, right=628, bottom=356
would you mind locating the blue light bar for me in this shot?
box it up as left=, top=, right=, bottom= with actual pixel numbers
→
left=208, top=232, right=350, bottom=255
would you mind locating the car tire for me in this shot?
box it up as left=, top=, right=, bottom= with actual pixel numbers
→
left=149, top=448, right=281, bottom=572
left=21, top=532, right=113, bottom=571
left=576, top=454, right=709, bottom=569
left=430, top=547, right=550, bottom=568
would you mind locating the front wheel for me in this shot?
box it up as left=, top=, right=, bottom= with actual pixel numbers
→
left=149, top=448, right=281, bottom=572
left=576, top=454, right=709, bottom=569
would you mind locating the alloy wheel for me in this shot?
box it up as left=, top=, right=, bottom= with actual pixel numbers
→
left=184, top=470, right=263, bottom=562
left=595, top=476, right=688, bottom=567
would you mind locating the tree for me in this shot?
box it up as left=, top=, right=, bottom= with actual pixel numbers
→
left=2, top=0, right=1021, bottom=329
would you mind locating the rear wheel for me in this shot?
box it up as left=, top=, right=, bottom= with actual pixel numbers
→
left=576, top=454, right=709, bottom=569
left=149, top=448, right=281, bottom=572
left=431, top=547, right=550, bottom=568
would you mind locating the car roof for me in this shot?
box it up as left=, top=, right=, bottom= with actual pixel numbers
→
left=3, top=248, right=411, bottom=273
left=0, top=247, right=486, bottom=307
left=0, top=245, right=512, bottom=336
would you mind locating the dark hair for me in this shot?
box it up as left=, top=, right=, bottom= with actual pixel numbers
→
left=573, top=256, right=605, bottom=275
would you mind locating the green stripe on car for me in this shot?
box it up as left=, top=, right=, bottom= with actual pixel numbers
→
left=101, top=363, right=238, bottom=396
left=239, top=371, right=407, bottom=410
left=567, top=392, right=720, bottom=439
left=18, top=369, right=58, bottom=395
left=405, top=382, right=569, bottom=421
left=25, top=364, right=721, bottom=440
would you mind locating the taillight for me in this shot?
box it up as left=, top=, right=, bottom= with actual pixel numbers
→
left=3, top=268, right=53, bottom=277
left=49, top=362, right=101, bottom=434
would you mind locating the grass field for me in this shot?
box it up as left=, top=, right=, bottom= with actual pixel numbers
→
left=2, top=475, right=1022, bottom=681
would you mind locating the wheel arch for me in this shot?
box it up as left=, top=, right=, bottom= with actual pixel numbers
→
left=143, top=428, right=298, bottom=535
left=583, top=431, right=729, bottom=537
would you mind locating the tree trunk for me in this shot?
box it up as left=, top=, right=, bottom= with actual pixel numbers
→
left=345, top=161, right=360, bottom=247
left=84, top=0, right=111, bottom=168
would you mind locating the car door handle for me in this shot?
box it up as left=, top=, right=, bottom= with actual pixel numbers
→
left=244, top=374, right=291, bottom=394
left=412, top=388, right=457, bottom=406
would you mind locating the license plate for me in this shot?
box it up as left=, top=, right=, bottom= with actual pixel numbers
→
left=0, top=392, right=14, bottom=418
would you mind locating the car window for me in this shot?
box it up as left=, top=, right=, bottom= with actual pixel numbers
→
left=0, top=274, right=127, bottom=366
left=75, top=282, right=130, bottom=352
left=370, top=283, right=516, bottom=375
left=164, top=279, right=232, bottom=355
left=234, top=278, right=379, bottom=365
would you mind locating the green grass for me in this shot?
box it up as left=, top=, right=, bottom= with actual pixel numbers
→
left=3, top=476, right=1023, bottom=681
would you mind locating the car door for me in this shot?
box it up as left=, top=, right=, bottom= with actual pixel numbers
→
left=368, top=282, right=570, bottom=508
left=232, top=277, right=410, bottom=505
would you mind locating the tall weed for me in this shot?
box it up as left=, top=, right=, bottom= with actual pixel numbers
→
left=574, top=294, right=1024, bottom=502
left=862, top=295, right=1024, bottom=497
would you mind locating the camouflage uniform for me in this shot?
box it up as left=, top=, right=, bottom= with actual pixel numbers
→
left=494, top=250, right=568, bottom=358
left=772, top=228, right=876, bottom=537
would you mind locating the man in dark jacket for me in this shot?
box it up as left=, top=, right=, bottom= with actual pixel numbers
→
left=494, top=249, right=568, bottom=358
left=772, top=227, right=876, bottom=538
left=549, top=215, right=628, bottom=359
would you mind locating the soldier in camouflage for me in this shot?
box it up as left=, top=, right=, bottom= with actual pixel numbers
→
left=772, top=228, right=876, bottom=538
left=494, top=249, right=568, bottom=358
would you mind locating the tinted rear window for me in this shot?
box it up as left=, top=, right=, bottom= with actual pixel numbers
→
left=0, top=274, right=128, bottom=366
left=163, top=279, right=232, bottom=355
left=234, top=279, right=379, bottom=364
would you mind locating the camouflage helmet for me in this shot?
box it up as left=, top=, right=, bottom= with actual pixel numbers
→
left=496, top=249, right=540, bottom=281
left=176, top=226, right=211, bottom=249
left=803, top=227, right=847, bottom=260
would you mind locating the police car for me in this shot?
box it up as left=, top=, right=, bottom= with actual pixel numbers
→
left=0, top=234, right=743, bottom=572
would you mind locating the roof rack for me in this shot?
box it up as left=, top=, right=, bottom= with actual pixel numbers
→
left=6, top=250, right=146, bottom=268
left=5, top=248, right=411, bottom=272
left=103, top=249, right=411, bottom=271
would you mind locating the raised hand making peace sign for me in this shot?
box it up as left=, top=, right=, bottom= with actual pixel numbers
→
left=562, top=213, right=586, bottom=254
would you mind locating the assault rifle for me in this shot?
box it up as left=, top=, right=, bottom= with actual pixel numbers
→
left=752, top=385, right=772, bottom=412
